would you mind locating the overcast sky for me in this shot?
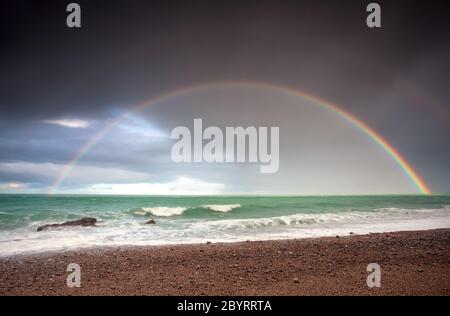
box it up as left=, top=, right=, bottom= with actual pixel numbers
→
left=0, top=0, right=449, bottom=195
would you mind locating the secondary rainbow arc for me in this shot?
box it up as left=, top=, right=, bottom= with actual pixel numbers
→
left=48, top=80, right=432, bottom=195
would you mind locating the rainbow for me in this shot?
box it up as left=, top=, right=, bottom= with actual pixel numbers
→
left=48, top=80, right=432, bottom=195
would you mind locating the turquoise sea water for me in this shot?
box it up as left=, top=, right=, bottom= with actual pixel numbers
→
left=0, top=195, right=449, bottom=256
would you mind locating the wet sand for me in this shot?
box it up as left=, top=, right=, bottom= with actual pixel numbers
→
left=1, top=229, right=449, bottom=295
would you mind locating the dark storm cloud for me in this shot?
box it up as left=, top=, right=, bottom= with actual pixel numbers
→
left=0, top=0, right=449, bottom=192
left=0, top=118, right=98, bottom=163
left=2, top=0, right=449, bottom=119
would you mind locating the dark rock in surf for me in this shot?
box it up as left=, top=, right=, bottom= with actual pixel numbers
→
left=146, top=219, right=156, bottom=224
left=37, top=217, right=97, bottom=232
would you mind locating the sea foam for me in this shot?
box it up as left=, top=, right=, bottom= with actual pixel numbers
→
left=133, top=207, right=188, bottom=217
left=202, top=204, right=241, bottom=212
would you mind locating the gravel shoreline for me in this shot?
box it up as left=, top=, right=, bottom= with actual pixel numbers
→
left=1, top=229, right=449, bottom=295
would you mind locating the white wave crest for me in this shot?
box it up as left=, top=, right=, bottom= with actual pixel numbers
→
left=192, top=207, right=450, bottom=230
left=202, top=204, right=241, bottom=212
left=134, top=207, right=187, bottom=217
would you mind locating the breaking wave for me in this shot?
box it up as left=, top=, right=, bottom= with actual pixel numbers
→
left=202, top=204, right=241, bottom=212
left=131, top=204, right=241, bottom=216
left=132, top=207, right=188, bottom=217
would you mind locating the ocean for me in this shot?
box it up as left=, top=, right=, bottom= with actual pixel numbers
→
left=0, top=194, right=449, bottom=256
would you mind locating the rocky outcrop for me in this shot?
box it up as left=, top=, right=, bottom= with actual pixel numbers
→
left=145, top=219, right=156, bottom=224
left=37, top=217, right=97, bottom=232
